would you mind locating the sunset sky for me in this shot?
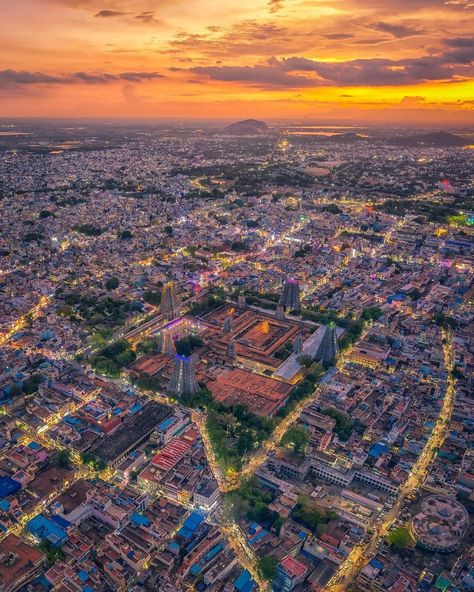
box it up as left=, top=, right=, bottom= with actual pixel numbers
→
left=1, top=0, right=473, bottom=122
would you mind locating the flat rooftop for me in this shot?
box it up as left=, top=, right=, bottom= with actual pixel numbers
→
left=92, top=401, right=172, bottom=463
left=0, top=534, right=44, bottom=590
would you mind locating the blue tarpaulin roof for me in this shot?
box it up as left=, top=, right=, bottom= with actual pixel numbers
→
left=0, top=476, right=21, bottom=499
left=369, top=442, right=389, bottom=458
left=235, top=569, right=251, bottom=591
left=52, top=515, right=71, bottom=529
left=130, top=512, right=151, bottom=527
left=159, top=416, right=176, bottom=431
left=370, top=558, right=384, bottom=570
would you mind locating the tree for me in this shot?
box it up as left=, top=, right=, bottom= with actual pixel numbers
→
left=38, top=540, right=65, bottom=565
left=258, top=556, right=278, bottom=581
left=143, top=290, right=161, bottom=305
left=164, top=225, right=173, bottom=237
left=321, top=203, right=342, bottom=214
left=119, top=230, right=133, bottom=239
left=104, top=277, right=119, bottom=290
left=361, top=307, right=383, bottom=321
left=22, top=375, right=42, bottom=394
left=72, top=224, right=102, bottom=236
left=297, top=354, right=313, bottom=368
left=81, top=452, right=107, bottom=473
left=387, top=527, right=413, bottom=549
left=138, top=337, right=159, bottom=354
left=322, top=407, right=354, bottom=441
left=9, top=384, right=22, bottom=397
left=175, top=334, right=203, bottom=356
left=57, top=449, right=72, bottom=470
left=281, top=426, right=310, bottom=454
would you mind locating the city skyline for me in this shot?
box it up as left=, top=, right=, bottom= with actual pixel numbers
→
left=1, top=0, right=473, bottom=122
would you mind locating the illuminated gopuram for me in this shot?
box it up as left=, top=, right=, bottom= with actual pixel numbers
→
left=168, top=355, right=200, bottom=396
left=279, top=278, right=301, bottom=313
left=159, top=281, right=179, bottom=321
left=275, top=304, right=285, bottom=320
left=294, top=334, right=303, bottom=354
left=223, top=316, right=232, bottom=333
left=315, top=321, right=339, bottom=366
left=226, top=338, right=236, bottom=361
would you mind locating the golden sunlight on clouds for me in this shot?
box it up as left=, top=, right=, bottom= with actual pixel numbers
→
left=0, top=0, right=473, bottom=122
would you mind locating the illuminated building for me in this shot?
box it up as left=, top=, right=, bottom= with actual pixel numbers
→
left=159, top=281, right=179, bottom=321
left=226, top=338, right=236, bottom=361
left=275, top=305, right=285, bottom=320
left=237, top=293, right=246, bottom=308
left=293, top=335, right=303, bottom=354
left=279, top=279, right=301, bottom=313
left=168, top=355, right=200, bottom=396
left=315, top=321, right=339, bottom=366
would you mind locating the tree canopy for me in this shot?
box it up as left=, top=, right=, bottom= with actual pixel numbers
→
left=281, top=426, right=310, bottom=454
left=387, top=527, right=413, bottom=549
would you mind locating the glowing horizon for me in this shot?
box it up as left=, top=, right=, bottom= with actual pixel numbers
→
left=1, top=0, right=473, bottom=123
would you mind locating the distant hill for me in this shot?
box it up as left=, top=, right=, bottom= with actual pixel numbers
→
left=392, top=131, right=468, bottom=147
left=224, top=119, right=269, bottom=134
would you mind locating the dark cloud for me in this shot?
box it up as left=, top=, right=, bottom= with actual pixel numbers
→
left=94, top=9, right=127, bottom=17
left=190, top=64, right=317, bottom=88
left=119, top=71, right=165, bottom=81
left=324, top=33, right=355, bottom=40
left=443, top=37, right=474, bottom=63
left=0, top=69, right=165, bottom=91
left=371, top=21, right=423, bottom=38
left=134, top=11, right=161, bottom=24
left=191, top=49, right=473, bottom=88
left=0, top=69, right=66, bottom=90
left=445, top=37, right=474, bottom=47
left=276, top=55, right=457, bottom=85
left=75, top=71, right=165, bottom=83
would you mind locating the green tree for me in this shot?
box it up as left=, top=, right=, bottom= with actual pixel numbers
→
left=143, top=290, right=162, bottom=305
left=281, top=426, right=310, bottom=454
left=258, top=556, right=278, bottom=581
left=22, top=375, right=42, bottom=394
left=361, top=307, right=383, bottom=321
left=38, top=540, right=65, bottom=565
left=81, top=452, right=107, bottom=473
left=322, top=407, right=354, bottom=441
left=297, top=354, right=313, bottom=368
left=57, top=449, right=72, bottom=470
left=164, top=225, right=173, bottom=237
left=9, top=384, right=22, bottom=397
left=104, top=277, right=120, bottom=290
left=138, top=337, right=159, bottom=354
left=387, top=527, right=413, bottom=549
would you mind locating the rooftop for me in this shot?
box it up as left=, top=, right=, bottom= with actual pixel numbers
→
left=92, top=401, right=172, bottom=463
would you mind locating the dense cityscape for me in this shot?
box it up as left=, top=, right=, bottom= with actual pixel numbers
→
left=0, top=118, right=472, bottom=592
